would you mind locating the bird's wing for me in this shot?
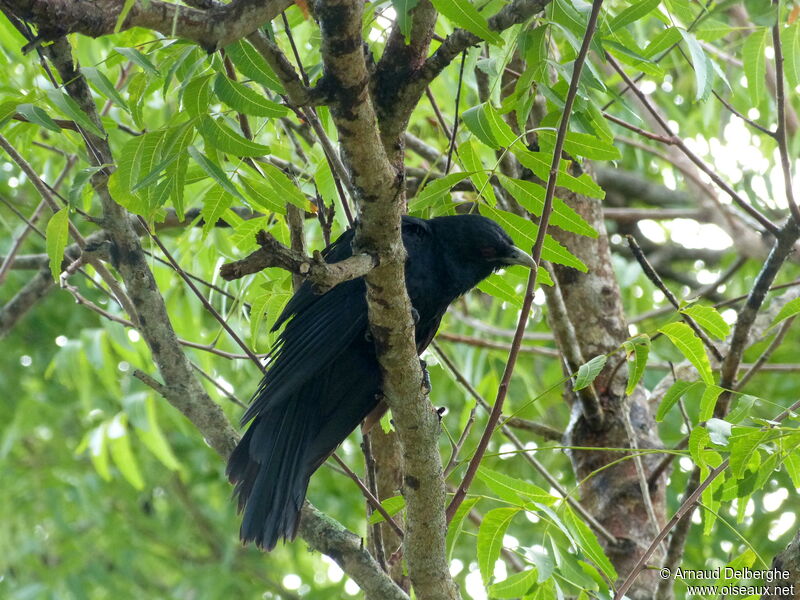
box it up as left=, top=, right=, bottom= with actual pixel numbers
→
left=242, top=276, right=368, bottom=424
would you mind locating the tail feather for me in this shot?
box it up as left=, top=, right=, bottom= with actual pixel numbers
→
left=226, top=402, right=312, bottom=550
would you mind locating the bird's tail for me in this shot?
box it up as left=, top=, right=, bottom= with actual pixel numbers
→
left=226, top=401, right=312, bottom=550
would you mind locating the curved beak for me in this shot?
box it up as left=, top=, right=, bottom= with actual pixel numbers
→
left=502, top=246, right=536, bottom=269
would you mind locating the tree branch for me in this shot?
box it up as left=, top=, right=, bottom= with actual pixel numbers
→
left=2, top=0, right=292, bottom=52
left=219, top=229, right=377, bottom=294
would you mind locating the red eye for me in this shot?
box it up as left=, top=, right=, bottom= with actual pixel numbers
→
left=480, top=246, right=498, bottom=259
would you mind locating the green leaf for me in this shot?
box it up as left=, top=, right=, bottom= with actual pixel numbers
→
left=81, top=66, right=128, bottom=110
left=699, top=384, right=724, bottom=422
left=240, top=175, right=286, bottom=214
left=115, top=0, right=136, bottom=33
left=132, top=128, right=169, bottom=215
left=163, top=122, right=196, bottom=219
left=86, top=423, right=112, bottom=481
left=726, top=394, right=757, bottom=425
left=574, top=355, right=607, bottom=390
left=45, top=208, right=70, bottom=282
left=196, top=116, right=271, bottom=157
left=477, top=274, right=523, bottom=308
left=108, top=134, right=146, bottom=212
left=781, top=23, right=800, bottom=89
left=622, top=334, right=650, bottom=395
left=213, top=74, right=288, bottom=118
left=477, top=507, right=519, bottom=583
left=136, top=397, right=182, bottom=472
left=446, top=496, right=479, bottom=561
left=409, top=172, right=473, bottom=213
left=248, top=277, right=293, bottom=347
left=783, top=451, right=800, bottom=489
left=742, top=27, right=769, bottom=106
left=679, top=29, right=711, bottom=101
left=16, top=103, right=62, bottom=132
left=680, top=305, right=731, bottom=340
left=770, top=297, right=800, bottom=329
left=258, top=163, right=309, bottom=210
left=392, top=0, right=420, bottom=41
left=610, top=0, right=661, bottom=30
left=479, top=205, right=587, bottom=272
left=498, top=175, right=598, bottom=238
left=563, top=505, right=617, bottom=581
left=200, top=185, right=234, bottom=236
left=656, top=380, right=703, bottom=421
left=659, top=321, right=714, bottom=385
left=107, top=414, right=145, bottom=490
left=457, top=140, right=497, bottom=205
left=114, top=47, right=160, bottom=76
left=429, top=0, right=503, bottom=46
left=642, top=26, right=683, bottom=59
left=513, top=148, right=605, bottom=199
left=488, top=569, right=538, bottom=599
left=689, top=426, right=710, bottom=468
left=478, top=467, right=556, bottom=506
left=463, top=102, right=517, bottom=149
left=367, top=495, right=406, bottom=524
left=46, top=89, right=104, bottom=137
left=69, top=166, right=105, bottom=210
left=187, top=146, right=243, bottom=200
left=729, top=427, right=771, bottom=478
left=182, top=74, right=213, bottom=118
left=538, top=130, right=622, bottom=161
left=132, top=153, right=177, bottom=193
left=127, top=72, right=148, bottom=129
left=225, top=40, right=285, bottom=94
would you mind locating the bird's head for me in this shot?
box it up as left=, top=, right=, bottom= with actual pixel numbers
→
left=428, top=214, right=536, bottom=289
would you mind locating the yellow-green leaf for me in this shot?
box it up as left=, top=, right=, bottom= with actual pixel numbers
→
left=213, top=74, right=288, bottom=118
left=429, top=0, right=503, bottom=46
left=477, top=507, right=519, bottom=583
left=743, top=28, right=769, bottom=106
left=196, top=115, right=271, bottom=157
left=46, top=208, right=70, bottom=281
left=659, top=321, right=714, bottom=384
left=225, top=40, right=285, bottom=94
left=622, top=334, right=650, bottom=395
left=681, top=304, right=731, bottom=340
left=498, top=175, right=597, bottom=238
left=258, top=162, right=309, bottom=210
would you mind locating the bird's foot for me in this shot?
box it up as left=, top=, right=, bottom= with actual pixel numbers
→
left=436, top=406, right=447, bottom=422
left=420, top=358, right=431, bottom=393
left=411, top=307, right=420, bottom=326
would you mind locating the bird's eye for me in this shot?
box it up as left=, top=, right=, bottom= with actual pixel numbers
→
left=480, top=246, right=498, bottom=259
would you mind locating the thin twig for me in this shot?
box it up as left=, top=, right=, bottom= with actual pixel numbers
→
left=438, top=332, right=558, bottom=356
left=331, top=453, right=405, bottom=540
left=444, top=51, right=466, bottom=174
left=621, top=406, right=663, bottom=544
left=771, top=19, right=800, bottom=224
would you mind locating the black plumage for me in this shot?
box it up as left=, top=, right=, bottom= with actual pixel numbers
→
left=226, top=214, right=535, bottom=550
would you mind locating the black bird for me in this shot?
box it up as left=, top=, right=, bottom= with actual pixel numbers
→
left=227, top=214, right=535, bottom=550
